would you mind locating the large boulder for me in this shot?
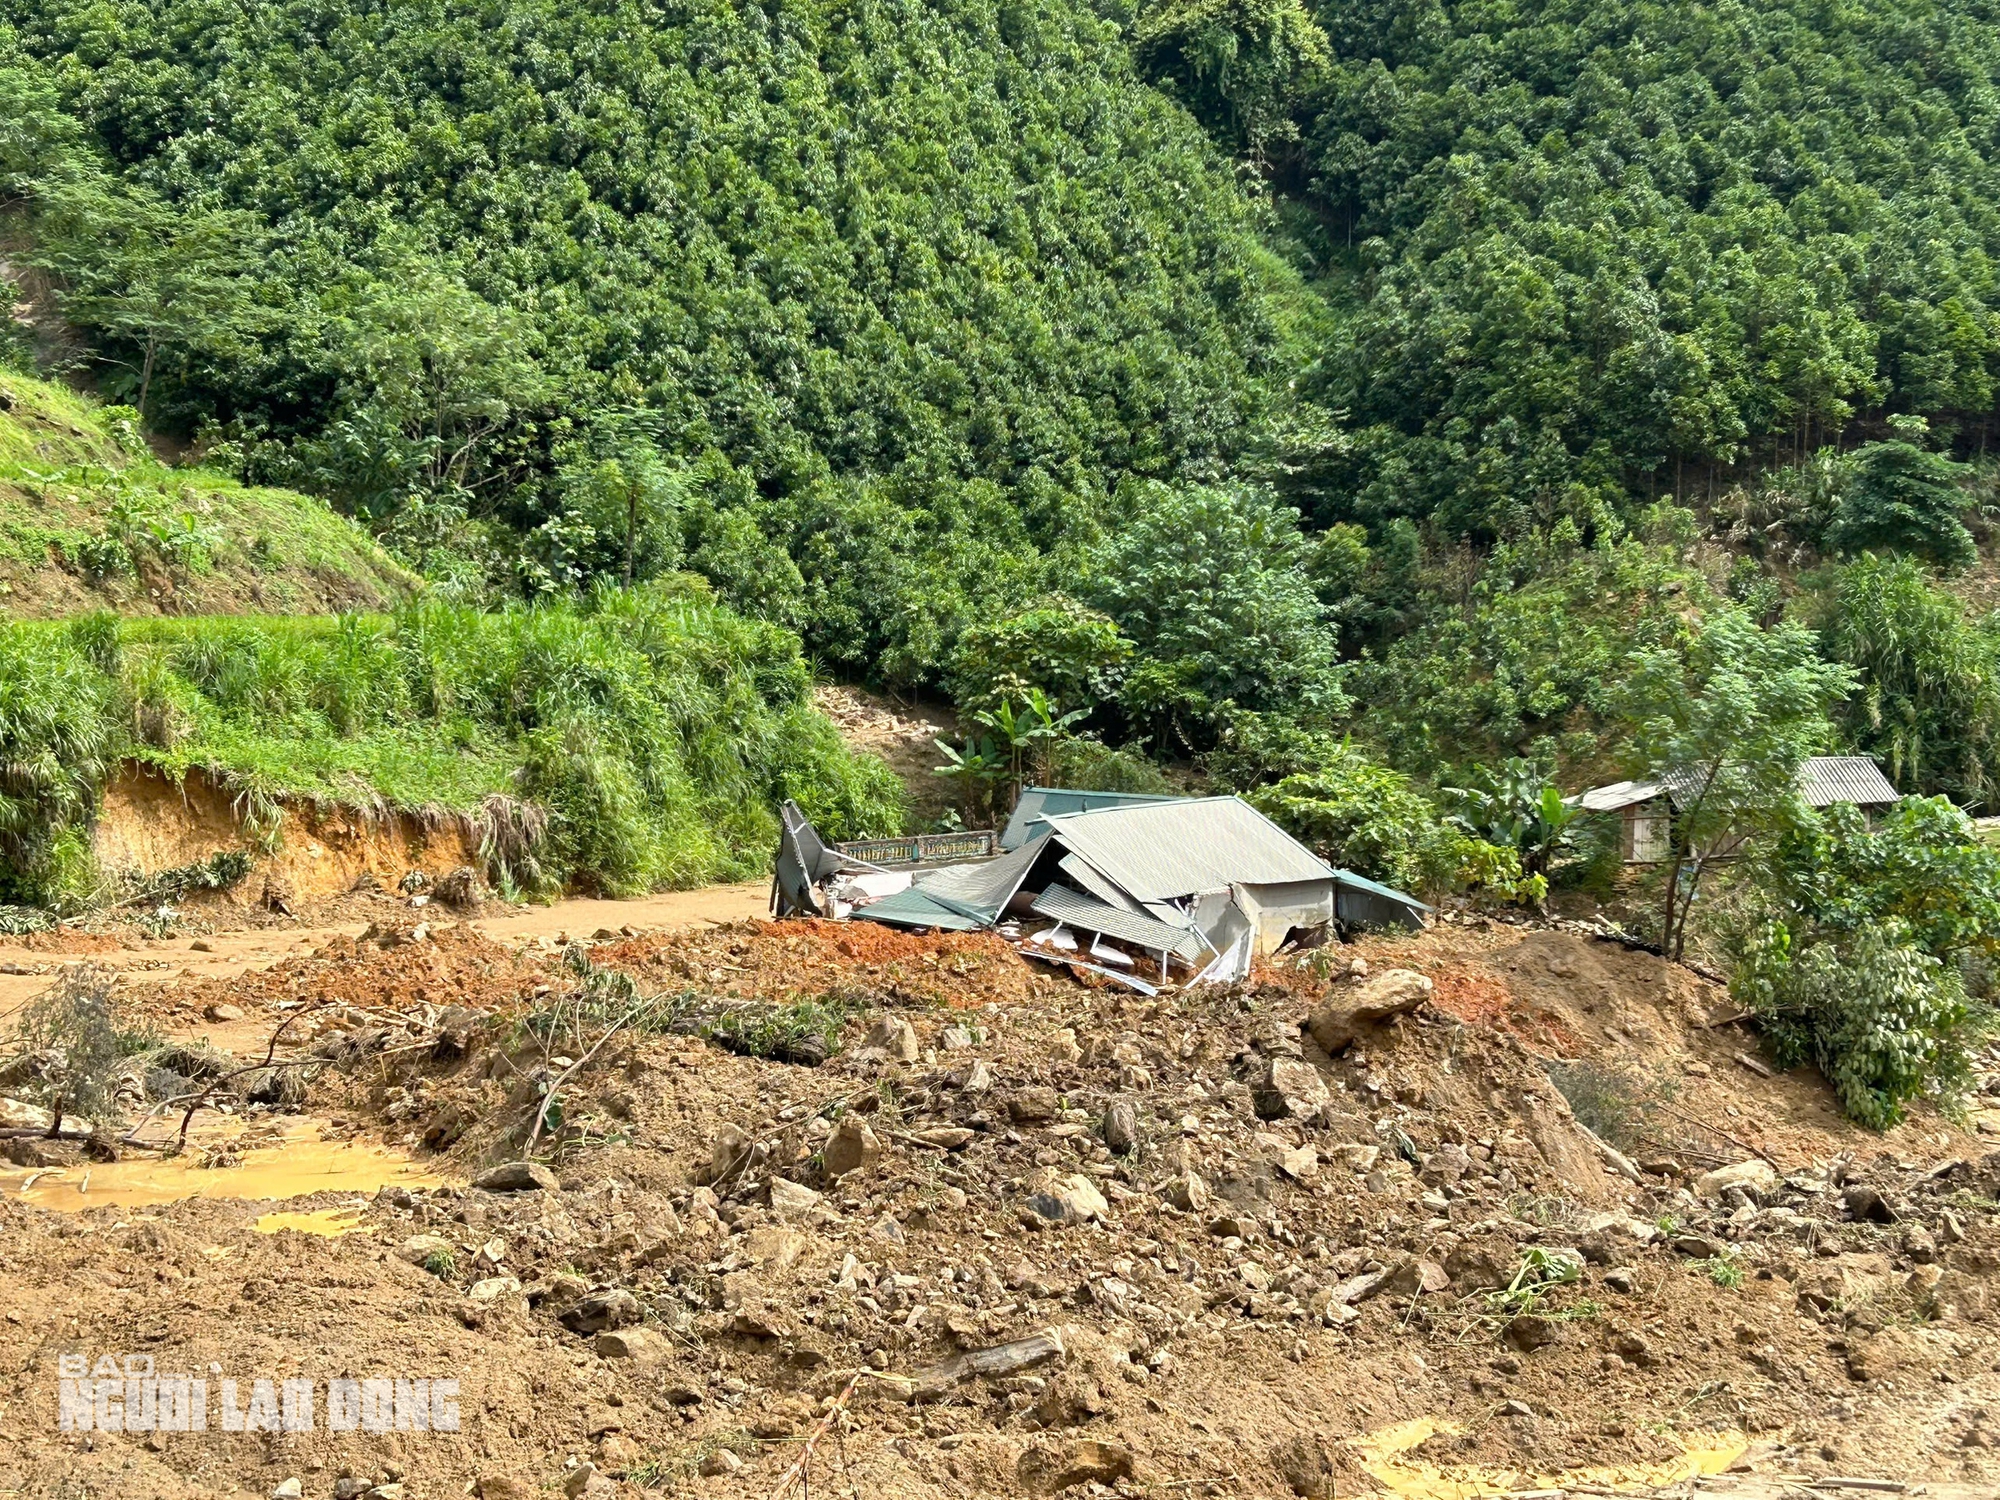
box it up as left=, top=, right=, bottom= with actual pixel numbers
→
left=1306, top=970, right=1434, bottom=1053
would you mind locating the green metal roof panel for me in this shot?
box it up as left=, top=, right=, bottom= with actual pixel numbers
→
left=850, top=888, right=986, bottom=932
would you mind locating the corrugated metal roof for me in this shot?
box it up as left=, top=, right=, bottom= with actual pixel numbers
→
left=1575, top=779, right=1666, bottom=813
left=1028, top=885, right=1207, bottom=959
left=1333, top=869, right=1431, bottom=913
left=1000, top=787, right=1189, bottom=851
left=1577, top=756, right=1898, bottom=814
left=851, top=888, right=985, bottom=932
left=1043, top=796, right=1332, bottom=902
left=912, top=832, right=1050, bottom=919
left=1058, top=852, right=1146, bottom=913
left=1795, top=756, right=1899, bottom=807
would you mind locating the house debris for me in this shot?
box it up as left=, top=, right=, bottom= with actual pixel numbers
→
left=1575, top=754, right=1900, bottom=863
left=773, top=788, right=1428, bottom=988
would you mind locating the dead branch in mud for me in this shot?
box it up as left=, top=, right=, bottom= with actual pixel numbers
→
left=523, top=1000, right=649, bottom=1159
left=159, top=1001, right=335, bottom=1151
left=772, top=1369, right=912, bottom=1497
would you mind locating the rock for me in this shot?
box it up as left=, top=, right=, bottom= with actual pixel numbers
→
left=561, top=1465, right=618, bottom=1500
left=863, top=1016, right=920, bottom=1063
left=1026, top=1173, right=1109, bottom=1225
left=909, top=1126, right=974, bottom=1149
left=769, top=1178, right=822, bottom=1217
left=698, top=1450, right=743, bottom=1477
left=1906, top=1225, right=1938, bottom=1264
left=1253, top=1056, right=1330, bottom=1120
left=1844, top=1185, right=1897, bottom=1223
left=732, top=1306, right=793, bottom=1339
left=912, top=1330, right=1067, bottom=1400
left=822, top=1119, right=883, bottom=1177
left=467, top=1276, right=522, bottom=1303
left=594, top=1328, right=660, bottom=1359
left=272, top=1482, right=303, bottom=1500
left=1328, top=1143, right=1380, bottom=1173
left=1380, top=1257, right=1450, bottom=1296
left=1848, top=1327, right=1924, bottom=1382
left=1103, top=1098, right=1139, bottom=1155
left=1693, top=1158, right=1779, bottom=1202
left=1504, top=1314, right=1561, bottom=1351
left=205, top=1002, right=243, bottom=1022
left=1671, top=1234, right=1723, bottom=1259
left=1269, top=1433, right=1338, bottom=1499
left=560, top=1289, right=640, bottom=1335
left=473, top=1161, right=559, bottom=1193
left=1421, top=1141, right=1472, bottom=1185
left=1613, top=1331, right=1657, bottom=1368
left=1578, top=1230, right=1629, bottom=1267
left=1161, top=1172, right=1209, bottom=1213
left=1009, top=1086, right=1061, bottom=1124
left=1279, top=1145, right=1319, bottom=1181
left=1603, top=1268, right=1635, bottom=1294
left=709, top=1123, right=753, bottom=1183
left=396, top=1233, right=455, bottom=1268
left=1306, top=969, right=1434, bottom=1053
left=1018, top=1439, right=1134, bottom=1494
left=1444, top=1240, right=1514, bottom=1293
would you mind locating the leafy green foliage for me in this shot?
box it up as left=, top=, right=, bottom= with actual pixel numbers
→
left=1246, top=742, right=1527, bottom=899
left=0, top=584, right=904, bottom=905
left=1611, top=605, right=1855, bottom=956
left=1349, top=512, right=1720, bottom=774
left=1802, top=554, right=2000, bottom=808
left=1444, top=760, right=1579, bottom=881
left=0, top=0, right=1311, bottom=678
left=1149, top=0, right=2000, bottom=535
left=947, top=597, right=1132, bottom=717
left=1733, top=799, right=2000, bottom=1128
left=1739, top=919, right=1989, bottom=1131
left=1085, top=481, right=1347, bottom=749
left=1829, top=441, right=1978, bottom=571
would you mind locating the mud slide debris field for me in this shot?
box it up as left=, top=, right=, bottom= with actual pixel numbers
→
left=2, top=898, right=1999, bottom=1500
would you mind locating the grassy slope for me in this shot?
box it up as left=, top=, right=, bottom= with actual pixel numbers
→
left=0, top=374, right=414, bottom=617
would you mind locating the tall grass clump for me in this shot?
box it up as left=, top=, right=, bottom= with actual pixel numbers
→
left=0, top=577, right=904, bottom=905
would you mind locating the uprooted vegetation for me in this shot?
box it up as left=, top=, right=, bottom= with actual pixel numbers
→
left=6, top=915, right=2000, bottom=1499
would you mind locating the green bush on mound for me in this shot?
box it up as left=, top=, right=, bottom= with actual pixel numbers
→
left=0, top=580, right=905, bottom=907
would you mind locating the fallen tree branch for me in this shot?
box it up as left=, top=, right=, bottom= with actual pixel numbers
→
left=522, top=1000, right=649, bottom=1159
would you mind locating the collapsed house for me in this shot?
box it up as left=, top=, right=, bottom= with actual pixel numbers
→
left=773, top=789, right=1427, bottom=991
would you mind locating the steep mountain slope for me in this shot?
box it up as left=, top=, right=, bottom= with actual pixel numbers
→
left=0, top=372, right=413, bottom=615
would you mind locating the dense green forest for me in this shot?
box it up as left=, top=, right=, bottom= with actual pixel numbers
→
left=11, top=0, right=2000, bottom=1116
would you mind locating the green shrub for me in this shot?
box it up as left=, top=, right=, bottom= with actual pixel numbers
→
left=0, top=583, right=903, bottom=906
left=1738, top=920, right=1992, bottom=1130
left=1733, top=798, right=2000, bottom=1128
left=1246, top=744, right=1528, bottom=900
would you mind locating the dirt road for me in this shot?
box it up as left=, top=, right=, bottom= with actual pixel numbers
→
left=0, top=879, right=772, bottom=1017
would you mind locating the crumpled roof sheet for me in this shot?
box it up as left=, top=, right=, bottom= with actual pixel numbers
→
left=1044, top=796, right=1332, bottom=902
left=909, top=832, right=1050, bottom=920
left=1028, top=884, right=1207, bottom=960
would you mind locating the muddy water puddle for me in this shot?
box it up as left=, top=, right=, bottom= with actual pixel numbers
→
left=1357, top=1417, right=1746, bottom=1499
left=0, top=1123, right=452, bottom=1211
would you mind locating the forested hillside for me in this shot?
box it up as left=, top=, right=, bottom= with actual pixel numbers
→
left=0, top=0, right=1313, bottom=683
left=1139, top=0, right=2000, bottom=533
